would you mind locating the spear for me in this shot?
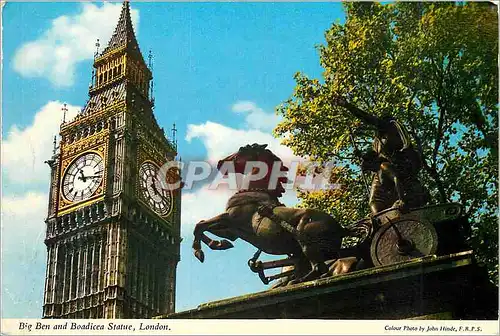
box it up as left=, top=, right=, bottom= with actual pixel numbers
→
left=348, top=129, right=371, bottom=201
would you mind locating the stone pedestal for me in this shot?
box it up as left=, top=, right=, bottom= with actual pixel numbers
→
left=158, top=251, right=497, bottom=320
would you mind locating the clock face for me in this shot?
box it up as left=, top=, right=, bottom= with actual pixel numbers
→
left=139, top=161, right=173, bottom=216
left=62, top=152, right=104, bottom=202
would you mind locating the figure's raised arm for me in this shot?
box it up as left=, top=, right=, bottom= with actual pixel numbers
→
left=333, top=95, right=386, bottom=129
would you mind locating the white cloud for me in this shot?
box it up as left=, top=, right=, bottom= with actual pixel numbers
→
left=232, top=101, right=282, bottom=131
left=12, top=3, right=139, bottom=87
left=1, top=192, right=47, bottom=217
left=186, top=102, right=298, bottom=164
left=1, top=192, right=47, bottom=318
left=186, top=121, right=301, bottom=166
left=2, top=101, right=80, bottom=184
left=181, top=187, right=233, bottom=238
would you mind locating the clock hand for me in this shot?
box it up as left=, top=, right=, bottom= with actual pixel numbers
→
left=150, top=180, right=165, bottom=199
left=150, top=182, right=159, bottom=195
left=78, top=170, right=87, bottom=182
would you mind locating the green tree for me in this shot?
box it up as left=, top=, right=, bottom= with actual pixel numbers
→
left=275, top=2, right=498, bottom=281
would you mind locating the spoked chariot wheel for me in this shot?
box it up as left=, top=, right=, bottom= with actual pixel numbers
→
left=370, top=217, right=438, bottom=266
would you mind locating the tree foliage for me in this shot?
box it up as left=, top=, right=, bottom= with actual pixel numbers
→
left=275, top=2, right=498, bottom=281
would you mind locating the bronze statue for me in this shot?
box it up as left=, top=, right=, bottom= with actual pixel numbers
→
left=334, top=96, right=429, bottom=215
left=192, top=144, right=353, bottom=284
left=191, top=144, right=461, bottom=287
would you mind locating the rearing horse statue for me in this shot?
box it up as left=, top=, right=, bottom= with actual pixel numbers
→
left=192, top=144, right=351, bottom=284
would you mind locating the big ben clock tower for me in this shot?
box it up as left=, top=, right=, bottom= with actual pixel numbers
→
left=43, top=1, right=181, bottom=319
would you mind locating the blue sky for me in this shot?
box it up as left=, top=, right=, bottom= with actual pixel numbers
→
left=1, top=2, right=345, bottom=317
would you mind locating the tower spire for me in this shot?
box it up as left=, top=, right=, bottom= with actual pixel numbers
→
left=148, top=50, right=155, bottom=107
left=90, top=39, right=100, bottom=89
left=94, top=38, right=100, bottom=59
left=172, top=123, right=178, bottom=151
left=61, top=103, right=68, bottom=124
left=52, top=136, right=57, bottom=156
left=101, top=0, right=140, bottom=56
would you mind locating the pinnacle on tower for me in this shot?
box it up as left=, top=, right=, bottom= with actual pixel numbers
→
left=101, top=0, right=141, bottom=56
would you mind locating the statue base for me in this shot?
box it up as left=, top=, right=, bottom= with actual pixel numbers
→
left=158, top=251, right=497, bottom=320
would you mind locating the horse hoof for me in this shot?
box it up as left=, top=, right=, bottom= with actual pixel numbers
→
left=270, top=279, right=288, bottom=289
left=194, top=250, right=205, bottom=263
left=320, top=272, right=332, bottom=279
left=208, top=240, right=234, bottom=250
left=219, top=239, right=234, bottom=249
left=329, top=257, right=357, bottom=275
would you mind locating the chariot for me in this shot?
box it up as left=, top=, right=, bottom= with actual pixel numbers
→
left=192, top=144, right=470, bottom=286
left=248, top=202, right=469, bottom=285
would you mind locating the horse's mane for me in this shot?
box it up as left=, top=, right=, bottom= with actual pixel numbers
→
left=238, top=144, right=288, bottom=171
